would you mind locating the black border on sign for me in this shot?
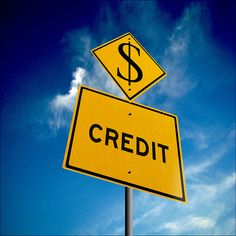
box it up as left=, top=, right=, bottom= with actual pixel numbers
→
left=91, top=32, right=166, bottom=100
left=65, top=86, right=186, bottom=202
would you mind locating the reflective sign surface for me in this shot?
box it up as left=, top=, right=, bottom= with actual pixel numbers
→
left=92, top=32, right=166, bottom=100
left=63, top=86, right=187, bottom=203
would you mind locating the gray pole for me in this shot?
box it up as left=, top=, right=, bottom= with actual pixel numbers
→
left=125, top=187, right=133, bottom=236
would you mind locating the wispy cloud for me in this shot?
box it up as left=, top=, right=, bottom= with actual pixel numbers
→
left=134, top=203, right=165, bottom=227
left=48, top=67, right=85, bottom=131
left=61, top=27, right=124, bottom=96
left=185, top=148, right=227, bottom=178
left=61, top=28, right=93, bottom=68
left=163, top=216, right=215, bottom=234
left=130, top=171, right=235, bottom=235
left=52, top=67, right=85, bottom=112
left=184, top=126, right=235, bottom=178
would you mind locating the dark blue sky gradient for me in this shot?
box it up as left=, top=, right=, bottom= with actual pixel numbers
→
left=1, top=0, right=235, bottom=112
left=1, top=0, right=235, bottom=80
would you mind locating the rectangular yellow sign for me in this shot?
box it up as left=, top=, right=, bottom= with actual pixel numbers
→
left=63, top=86, right=187, bottom=203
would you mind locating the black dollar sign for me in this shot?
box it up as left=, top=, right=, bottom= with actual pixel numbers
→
left=117, top=41, right=143, bottom=86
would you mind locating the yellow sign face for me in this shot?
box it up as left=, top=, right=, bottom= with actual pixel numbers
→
left=91, top=32, right=167, bottom=100
left=63, top=86, right=187, bottom=202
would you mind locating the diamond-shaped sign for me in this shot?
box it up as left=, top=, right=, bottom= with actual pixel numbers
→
left=91, top=32, right=167, bottom=100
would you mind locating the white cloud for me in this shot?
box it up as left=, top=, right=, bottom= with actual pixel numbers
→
left=72, top=67, right=84, bottom=87
left=48, top=67, right=86, bottom=131
left=185, top=147, right=228, bottom=178
left=157, top=3, right=207, bottom=98
left=61, top=28, right=93, bottom=68
left=182, top=128, right=209, bottom=150
left=189, top=172, right=236, bottom=206
left=212, top=217, right=236, bottom=235
left=58, top=25, right=126, bottom=94
left=218, top=172, right=236, bottom=194
left=164, top=216, right=215, bottom=234
left=184, top=126, right=235, bottom=179
left=131, top=170, right=235, bottom=235
left=133, top=203, right=165, bottom=227
left=52, top=67, right=85, bottom=111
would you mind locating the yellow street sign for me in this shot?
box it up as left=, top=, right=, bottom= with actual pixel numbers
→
left=63, top=85, right=187, bottom=203
left=91, top=32, right=167, bottom=100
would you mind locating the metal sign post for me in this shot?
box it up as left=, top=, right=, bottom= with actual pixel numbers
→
left=125, top=187, right=133, bottom=236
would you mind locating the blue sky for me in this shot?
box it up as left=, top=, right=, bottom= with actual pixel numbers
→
left=1, top=0, right=235, bottom=235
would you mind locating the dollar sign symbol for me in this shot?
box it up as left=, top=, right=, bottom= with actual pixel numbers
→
left=117, top=40, right=143, bottom=86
